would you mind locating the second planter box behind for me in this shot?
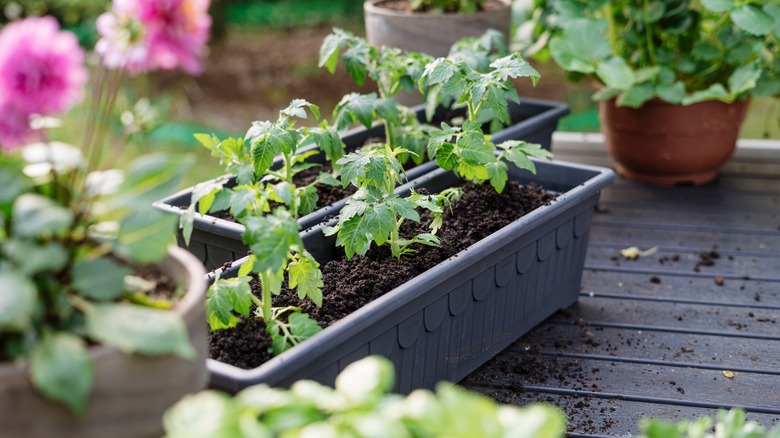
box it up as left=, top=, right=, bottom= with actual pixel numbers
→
left=154, top=99, right=568, bottom=270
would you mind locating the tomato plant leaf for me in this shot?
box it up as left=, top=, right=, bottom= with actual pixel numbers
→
left=243, top=210, right=302, bottom=273
left=206, top=276, right=253, bottom=330
left=288, top=253, right=323, bottom=306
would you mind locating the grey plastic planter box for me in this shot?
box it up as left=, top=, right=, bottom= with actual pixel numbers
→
left=154, top=98, right=569, bottom=271
left=206, top=158, right=613, bottom=394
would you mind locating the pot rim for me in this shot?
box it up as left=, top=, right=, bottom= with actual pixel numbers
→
left=364, top=0, right=510, bottom=18
left=0, top=246, right=206, bottom=371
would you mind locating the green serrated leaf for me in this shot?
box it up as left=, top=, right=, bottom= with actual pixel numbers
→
left=71, top=257, right=132, bottom=301
left=0, top=272, right=37, bottom=331
left=228, top=186, right=259, bottom=218
left=340, top=199, right=368, bottom=222
left=206, top=276, right=253, bottom=330
left=309, top=126, right=345, bottom=163
left=486, top=161, right=508, bottom=193
left=314, top=172, right=341, bottom=187
left=334, top=93, right=380, bottom=130
left=281, top=99, right=318, bottom=120
left=297, top=185, right=319, bottom=217
left=288, top=254, right=323, bottom=306
left=243, top=210, right=301, bottom=273
left=457, top=161, right=490, bottom=182
left=385, top=195, right=420, bottom=222
left=420, top=58, right=457, bottom=88
left=30, top=332, right=93, bottom=417
left=179, top=204, right=195, bottom=246
left=489, top=53, right=540, bottom=84
left=458, top=131, right=494, bottom=165
left=502, top=146, right=536, bottom=173
left=337, top=150, right=373, bottom=188
left=12, top=193, right=73, bottom=238
left=86, top=303, right=196, bottom=359
left=319, top=32, right=343, bottom=73
left=343, top=46, right=370, bottom=86
left=288, top=312, right=322, bottom=344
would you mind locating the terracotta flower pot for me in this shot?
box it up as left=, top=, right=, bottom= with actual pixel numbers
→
left=599, top=98, right=750, bottom=186
left=363, top=0, right=511, bottom=58
left=0, top=247, right=208, bottom=438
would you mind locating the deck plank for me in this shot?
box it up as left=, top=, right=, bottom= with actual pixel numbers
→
left=460, top=138, right=780, bottom=436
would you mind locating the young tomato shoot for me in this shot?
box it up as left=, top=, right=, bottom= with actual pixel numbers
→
left=201, top=100, right=343, bottom=356
left=420, top=54, right=553, bottom=192
left=320, top=29, right=433, bottom=164
left=207, top=208, right=324, bottom=355
left=323, top=145, right=461, bottom=259
left=181, top=99, right=345, bottom=245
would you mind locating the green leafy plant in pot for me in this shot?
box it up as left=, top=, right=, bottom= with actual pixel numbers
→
left=527, top=0, right=780, bottom=185
left=0, top=1, right=212, bottom=436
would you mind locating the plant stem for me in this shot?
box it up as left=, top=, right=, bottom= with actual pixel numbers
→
left=603, top=3, right=619, bottom=58
left=390, top=218, right=403, bottom=258
left=643, top=0, right=658, bottom=66
left=282, top=152, right=298, bottom=218
left=258, top=270, right=274, bottom=325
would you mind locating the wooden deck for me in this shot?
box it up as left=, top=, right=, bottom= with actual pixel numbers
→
left=460, top=134, right=780, bottom=437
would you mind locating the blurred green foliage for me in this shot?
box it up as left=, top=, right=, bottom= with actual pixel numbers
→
left=0, top=0, right=108, bottom=45
left=223, top=0, right=362, bottom=29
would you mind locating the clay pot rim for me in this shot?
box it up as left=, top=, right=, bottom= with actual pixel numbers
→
left=0, top=246, right=206, bottom=371
left=364, top=0, right=510, bottom=18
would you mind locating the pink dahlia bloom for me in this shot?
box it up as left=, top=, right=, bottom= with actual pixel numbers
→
left=97, top=0, right=212, bottom=75
left=0, top=16, right=88, bottom=116
left=0, top=102, right=39, bottom=151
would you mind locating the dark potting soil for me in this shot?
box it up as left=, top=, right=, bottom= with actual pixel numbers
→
left=209, top=164, right=355, bottom=223
left=377, top=0, right=507, bottom=13
left=209, top=180, right=555, bottom=369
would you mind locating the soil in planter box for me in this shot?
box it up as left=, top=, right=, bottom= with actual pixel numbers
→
left=209, top=180, right=555, bottom=369
left=209, top=164, right=356, bottom=223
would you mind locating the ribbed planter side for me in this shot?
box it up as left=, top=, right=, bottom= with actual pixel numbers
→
left=0, top=247, right=208, bottom=438
left=207, top=159, right=614, bottom=394
left=600, top=98, right=750, bottom=186
left=155, top=99, right=569, bottom=271
left=364, top=0, right=511, bottom=58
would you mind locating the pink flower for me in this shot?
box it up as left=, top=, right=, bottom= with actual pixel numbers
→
left=96, top=0, right=211, bottom=75
left=0, top=102, right=39, bottom=151
left=0, top=16, right=88, bottom=116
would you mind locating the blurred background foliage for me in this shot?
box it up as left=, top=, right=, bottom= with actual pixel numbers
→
left=0, top=0, right=777, bottom=187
